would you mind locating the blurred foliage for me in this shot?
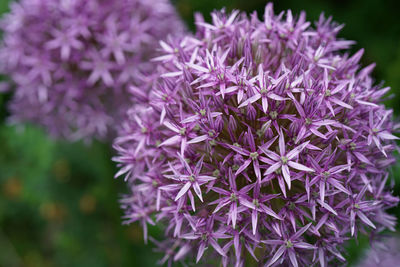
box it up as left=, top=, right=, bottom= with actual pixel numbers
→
left=1, top=0, right=400, bottom=266
left=0, top=125, right=161, bottom=267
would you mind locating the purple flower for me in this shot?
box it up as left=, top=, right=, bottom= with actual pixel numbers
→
left=114, top=3, right=399, bottom=266
left=0, top=0, right=184, bottom=141
left=262, top=130, right=314, bottom=190
left=356, top=235, right=400, bottom=267
left=163, top=154, right=216, bottom=207
left=262, top=223, right=316, bottom=267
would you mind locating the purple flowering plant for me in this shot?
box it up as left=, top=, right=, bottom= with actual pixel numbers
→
left=0, top=0, right=183, bottom=140
left=114, top=3, right=399, bottom=266
left=357, top=235, right=400, bottom=267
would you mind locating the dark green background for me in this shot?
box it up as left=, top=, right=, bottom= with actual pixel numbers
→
left=0, top=0, right=399, bottom=266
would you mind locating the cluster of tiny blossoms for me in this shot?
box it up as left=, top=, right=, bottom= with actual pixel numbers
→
left=114, top=4, right=399, bottom=266
left=0, top=0, right=183, bottom=140
left=356, top=235, right=400, bottom=267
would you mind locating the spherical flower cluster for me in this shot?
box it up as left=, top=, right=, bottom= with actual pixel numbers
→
left=114, top=4, right=399, bottom=266
left=0, top=0, right=184, bottom=140
left=357, top=235, right=400, bottom=267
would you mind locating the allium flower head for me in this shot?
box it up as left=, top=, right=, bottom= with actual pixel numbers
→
left=0, top=0, right=184, bottom=140
left=114, top=3, right=399, bottom=266
left=357, top=235, right=400, bottom=267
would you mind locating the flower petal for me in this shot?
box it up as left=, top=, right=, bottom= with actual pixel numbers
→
left=174, top=182, right=191, bottom=201
left=288, top=161, right=314, bottom=172
left=266, top=245, right=286, bottom=267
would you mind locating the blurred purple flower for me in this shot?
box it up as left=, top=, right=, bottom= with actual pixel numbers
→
left=114, top=3, right=399, bottom=266
left=357, top=235, right=400, bottom=267
left=0, top=0, right=184, bottom=141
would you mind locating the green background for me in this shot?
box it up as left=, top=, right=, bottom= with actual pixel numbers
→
left=0, top=0, right=399, bottom=266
